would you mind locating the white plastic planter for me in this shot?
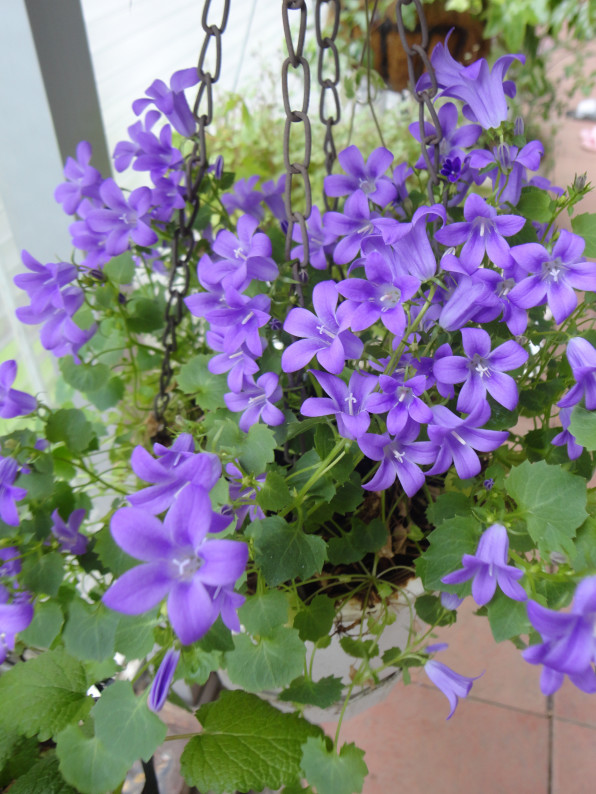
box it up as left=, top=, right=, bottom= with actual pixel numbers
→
left=220, top=577, right=424, bottom=723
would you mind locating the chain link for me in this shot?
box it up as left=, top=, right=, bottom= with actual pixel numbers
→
left=153, top=0, right=229, bottom=426
left=395, top=0, right=442, bottom=204
left=282, top=0, right=312, bottom=294
left=315, top=0, right=341, bottom=211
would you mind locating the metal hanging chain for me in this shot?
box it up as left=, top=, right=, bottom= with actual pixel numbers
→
left=282, top=0, right=312, bottom=297
left=395, top=0, right=443, bottom=204
left=315, top=0, right=341, bottom=211
left=154, top=0, right=230, bottom=426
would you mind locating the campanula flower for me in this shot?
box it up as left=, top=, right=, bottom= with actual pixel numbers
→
left=508, top=231, right=596, bottom=324
left=50, top=508, right=88, bottom=555
left=424, top=643, right=482, bottom=719
left=291, top=206, right=335, bottom=270
left=54, top=140, right=103, bottom=215
left=85, top=179, right=158, bottom=256
left=103, top=487, right=248, bottom=645
left=282, top=281, right=363, bottom=374
left=434, top=193, right=525, bottom=270
left=0, top=457, right=27, bottom=527
left=224, top=372, right=285, bottom=433
left=0, top=361, right=36, bottom=419
left=132, top=68, right=199, bottom=137
left=552, top=406, right=583, bottom=460
left=221, top=176, right=264, bottom=220
left=433, top=327, right=528, bottom=412
left=441, top=524, right=526, bottom=606
left=427, top=403, right=509, bottom=480
left=300, top=370, right=377, bottom=439
left=128, top=433, right=222, bottom=515
left=148, top=648, right=180, bottom=712
left=522, top=576, right=596, bottom=695
left=0, top=586, right=33, bottom=664
left=558, top=337, right=596, bottom=410
left=324, top=145, right=397, bottom=208
left=359, top=424, right=437, bottom=496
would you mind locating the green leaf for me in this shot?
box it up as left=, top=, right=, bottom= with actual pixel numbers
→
left=224, top=626, right=306, bottom=691
left=569, top=404, right=596, bottom=450
left=505, top=460, right=587, bottom=556
left=257, top=470, right=293, bottom=511
left=86, top=376, right=125, bottom=410
left=59, top=358, right=110, bottom=394
left=301, top=737, right=368, bottom=794
left=426, top=491, right=473, bottom=526
left=20, top=600, right=64, bottom=648
left=0, top=648, right=93, bottom=740
left=293, top=595, right=336, bottom=642
left=56, top=724, right=130, bottom=794
left=0, top=736, right=40, bottom=788
left=516, top=185, right=553, bottom=222
left=487, top=591, right=531, bottom=642
left=22, top=552, right=64, bottom=597
left=238, top=591, right=290, bottom=636
left=104, top=252, right=135, bottom=284
left=518, top=378, right=565, bottom=416
left=92, top=680, right=166, bottom=763
left=571, top=515, right=596, bottom=572
left=113, top=611, right=158, bottom=659
left=415, top=594, right=456, bottom=627
left=247, top=517, right=327, bottom=586
left=8, top=753, right=77, bottom=794
left=327, top=518, right=388, bottom=565
left=571, top=212, right=596, bottom=257
left=127, top=296, right=165, bottom=333
left=46, top=408, right=95, bottom=453
left=279, top=675, right=344, bottom=708
left=0, top=721, right=21, bottom=772
left=339, top=636, right=378, bottom=659
left=419, top=516, right=481, bottom=591
left=239, top=423, right=278, bottom=473
left=63, top=600, right=119, bottom=662
left=177, top=354, right=228, bottom=409
left=94, top=525, right=137, bottom=576
left=180, top=690, right=322, bottom=794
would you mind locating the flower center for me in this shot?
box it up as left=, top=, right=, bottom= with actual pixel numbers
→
left=470, top=354, right=491, bottom=378
left=233, top=246, right=247, bottom=260
left=316, top=324, right=336, bottom=339
left=392, top=448, right=406, bottom=463
left=542, top=257, right=566, bottom=284
left=451, top=431, right=467, bottom=445
left=344, top=392, right=357, bottom=415
left=170, top=551, right=201, bottom=582
left=497, top=277, right=515, bottom=298
left=380, top=286, right=402, bottom=310
left=358, top=177, right=374, bottom=194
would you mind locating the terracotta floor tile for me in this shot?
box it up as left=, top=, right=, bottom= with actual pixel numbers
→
left=410, top=598, right=547, bottom=715
left=552, top=719, right=596, bottom=794
left=554, top=679, right=596, bottom=728
left=324, top=679, right=549, bottom=794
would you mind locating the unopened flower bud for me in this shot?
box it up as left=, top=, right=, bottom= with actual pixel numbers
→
left=514, top=117, right=524, bottom=137
left=573, top=173, right=587, bottom=192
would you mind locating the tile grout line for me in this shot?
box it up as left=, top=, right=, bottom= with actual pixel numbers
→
left=547, top=695, right=554, bottom=794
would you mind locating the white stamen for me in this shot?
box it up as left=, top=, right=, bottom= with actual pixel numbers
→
left=392, top=449, right=406, bottom=463
left=241, top=311, right=254, bottom=325
left=344, top=393, right=357, bottom=415
left=316, top=324, right=335, bottom=339
left=452, top=431, right=467, bottom=445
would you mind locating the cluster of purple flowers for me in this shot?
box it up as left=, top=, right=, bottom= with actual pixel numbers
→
left=523, top=577, right=596, bottom=695
left=184, top=214, right=285, bottom=433
left=54, top=69, right=209, bottom=270
left=14, top=252, right=96, bottom=362
left=103, top=434, right=248, bottom=644
left=0, top=547, right=33, bottom=664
